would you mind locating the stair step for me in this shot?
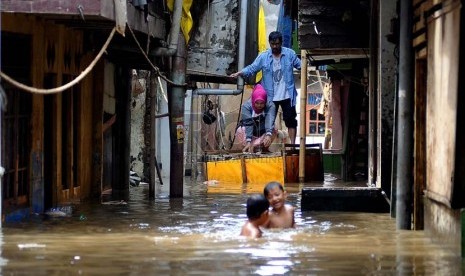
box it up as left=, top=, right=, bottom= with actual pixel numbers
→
left=301, top=187, right=390, bottom=212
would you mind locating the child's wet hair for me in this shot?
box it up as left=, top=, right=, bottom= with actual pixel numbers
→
left=246, top=194, right=270, bottom=220
left=264, top=181, right=284, bottom=197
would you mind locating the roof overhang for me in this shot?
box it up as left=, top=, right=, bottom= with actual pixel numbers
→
left=304, top=48, right=369, bottom=66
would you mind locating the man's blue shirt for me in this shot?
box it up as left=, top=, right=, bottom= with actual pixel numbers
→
left=241, top=47, right=301, bottom=106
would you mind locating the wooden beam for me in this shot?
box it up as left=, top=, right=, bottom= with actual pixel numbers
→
left=91, top=60, right=105, bottom=199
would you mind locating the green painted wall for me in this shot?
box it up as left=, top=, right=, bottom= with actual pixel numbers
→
left=323, top=153, right=342, bottom=176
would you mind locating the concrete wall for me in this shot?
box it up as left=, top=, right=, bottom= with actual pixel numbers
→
left=129, top=71, right=147, bottom=180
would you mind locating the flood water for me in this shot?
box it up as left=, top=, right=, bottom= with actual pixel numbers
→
left=0, top=179, right=463, bottom=275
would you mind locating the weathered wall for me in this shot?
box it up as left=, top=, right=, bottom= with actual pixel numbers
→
left=187, top=0, right=238, bottom=77
left=377, top=0, right=396, bottom=198
left=424, top=198, right=461, bottom=255
left=187, top=0, right=259, bottom=79
left=420, top=0, right=463, bottom=253
left=130, top=71, right=147, bottom=181
left=425, top=1, right=460, bottom=206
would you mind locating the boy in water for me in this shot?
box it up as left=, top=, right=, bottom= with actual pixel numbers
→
left=263, top=181, right=295, bottom=228
left=240, top=194, right=270, bottom=238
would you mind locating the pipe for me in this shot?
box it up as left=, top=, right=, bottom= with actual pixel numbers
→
left=151, top=0, right=183, bottom=56
left=0, top=12, right=3, bottom=228
left=396, top=0, right=413, bottom=230
left=169, top=31, right=187, bottom=198
left=0, top=87, right=3, bottom=229
left=298, top=51, right=308, bottom=182
left=193, top=88, right=243, bottom=96
left=368, top=0, right=379, bottom=187
left=192, top=0, right=248, bottom=96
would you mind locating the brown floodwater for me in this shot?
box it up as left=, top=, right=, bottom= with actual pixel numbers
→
left=0, top=179, right=463, bottom=275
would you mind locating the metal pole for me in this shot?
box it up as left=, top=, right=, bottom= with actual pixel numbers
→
left=0, top=89, right=2, bottom=228
left=0, top=98, right=2, bottom=228
left=298, top=51, right=307, bottom=182
left=169, top=31, right=187, bottom=198
left=396, top=0, right=413, bottom=230
left=368, top=0, right=379, bottom=187
left=0, top=7, right=3, bottom=228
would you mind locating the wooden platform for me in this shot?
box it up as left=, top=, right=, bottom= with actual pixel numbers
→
left=204, top=144, right=324, bottom=184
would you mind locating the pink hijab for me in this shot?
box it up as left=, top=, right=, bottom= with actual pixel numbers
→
left=251, top=84, right=267, bottom=114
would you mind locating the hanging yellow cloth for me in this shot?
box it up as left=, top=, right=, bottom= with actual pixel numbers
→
left=167, top=0, right=193, bottom=43
left=256, top=4, right=267, bottom=83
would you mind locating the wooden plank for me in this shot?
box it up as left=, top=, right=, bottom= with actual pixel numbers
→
left=1, top=13, right=34, bottom=34
left=91, top=60, right=105, bottom=199
left=413, top=33, right=426, bottom=48
left=416, top=48, right=427, bottom=59
left=77, top=52, right=94, bottom=200
left=30, top=18, right=46, bottom=213
left=413, top=16, right=425, bottom=33
left=245, top=156, right=284, bottom=184
left=66, top=88, right=74, bottom=198
left=425, top=5, right=460, bottom=205
left=54, top=93, right=63, bottom=204
left=43, top=23, right=60, bottom=74
left=240, top=156, right=247, bottom=183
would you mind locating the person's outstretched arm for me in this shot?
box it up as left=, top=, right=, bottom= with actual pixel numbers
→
left=292, top=51, right=302, bottom=70
left=230, top=52, right=266, bottom=78
left=263, top=102, right=277, bottom=147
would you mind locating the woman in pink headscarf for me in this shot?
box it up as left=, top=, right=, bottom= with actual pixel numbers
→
left=235, top=84, right=277, bottom=153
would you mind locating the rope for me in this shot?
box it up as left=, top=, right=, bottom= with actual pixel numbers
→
left=0, top=27, right=117, bottom=94
left=227, top=87, right=245, bottom=150
left=126, top=23, right=187, bottom=87
left=157, top=76, right=168, bottom=103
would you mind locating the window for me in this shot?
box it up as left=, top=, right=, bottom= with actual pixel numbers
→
left=3, top=87, right=32, bottom=207
left=307, top=93, right=325, bottom=135
left=2, top=33, right=32, bottom=208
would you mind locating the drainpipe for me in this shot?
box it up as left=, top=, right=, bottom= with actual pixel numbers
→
left=169, top=32, right=187, bottom=198
left=0, top=92, right=2, bottom=229
left=396, top=0, right=413, bottom=230
left=151, top=0, right=183, bottom=56
left=0, top=87, right=3, bottom=228
left=146, top=0, right=183, bottom=197
left=193, top=0, right=248, bottom=96
left=0, top=11, right=3, bottom=228
left=368, top=0, right=379, bottom=187
left=298, top=52, right=308, bottom=182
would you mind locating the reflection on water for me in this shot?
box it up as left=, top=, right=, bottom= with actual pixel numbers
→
left=0, top=180, right=463, bottom=275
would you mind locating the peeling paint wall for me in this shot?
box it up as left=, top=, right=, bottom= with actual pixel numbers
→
left=130, top=71, right=147, bottom=180
left=377, top=0, right=396, bottom=197
left=187, top=0, right=239, bottom=76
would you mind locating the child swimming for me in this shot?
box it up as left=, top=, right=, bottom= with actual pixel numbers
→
left=240, top=194, right=270, bottom=238
left=263, top=181, right=295, bottom=228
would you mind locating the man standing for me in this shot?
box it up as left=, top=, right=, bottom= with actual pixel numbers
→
left=230, top=31, right=301, bottom=144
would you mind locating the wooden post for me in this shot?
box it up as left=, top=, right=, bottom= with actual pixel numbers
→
left=149, top=72, right=157, bottom=199
left=240, top=155, right=247, bottom=183
left=299, top=51, right=308, bottom=182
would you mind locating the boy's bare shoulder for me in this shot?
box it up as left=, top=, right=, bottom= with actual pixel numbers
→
left=284, top=204, right=295, bottom=212
left=241, top=222, right=262, bottom=238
